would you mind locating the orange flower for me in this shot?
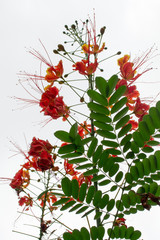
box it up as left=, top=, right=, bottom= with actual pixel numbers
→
left=118, top=47, right=154, bottom=82
left=78, top=121, right=93, bottom=138
left=64, top=160, right=79, bottom=176
left=39, top=192, right=57, bottom=211
left=72, top=173, right=93, bottom=186
left=45, top=60, right=63, bottom=83
left=73, top=59, right=98, bottom=75
left=82, top=43, right=105, bottom=55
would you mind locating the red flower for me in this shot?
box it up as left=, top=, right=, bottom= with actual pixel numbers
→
left=73, top=59, right=98, bottom=75
left=114, top=218, right=127, bottom=228
left=64, top=160, right=79, bottom=176
left=39, top=86, right=70, bottom=120
left=118, top=47, right=154, bottom=82
left=133, top=97, right=150, bottom=120
left=36, top=151, right=54, bottom=171
left=127, top=119, right=138, bottom=131
left=45, top=60, right=63, bottom=83
left=18, top=195, right=33, bottom=211
left=39, top=192, right=57, bottom=212
left=10, top=168, right=30, bottom=192
left=78, top=121, right=93, bottom=138
left=73, top=173, right=93, bottom=186
left=28, top=137, right=53, bottom=157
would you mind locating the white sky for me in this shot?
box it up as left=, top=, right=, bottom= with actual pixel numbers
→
left=1, top=0, right=160, bottom=239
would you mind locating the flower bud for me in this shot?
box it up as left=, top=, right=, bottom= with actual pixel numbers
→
left=117, top=51, right=121, bottom=55
left=53, top=50, right=59, bottom=54
left=80, top=97, right=84, bottom=102
left=58, top=44, right=65, bottom=51
left=100, top=26, right=106, bottom=35
left=71, top=24, right=76, bottom=30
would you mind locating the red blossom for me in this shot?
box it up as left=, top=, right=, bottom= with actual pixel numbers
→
left=78, top=121, right=93, bottom=138
left=45, top=60, right=63, bottom=83
left=10, top=168, right=30, bottom=192
left=39, top=86, right=70, bottom=120
left=72, top=173, right=93, bottom=186
left=28, top=137, right=53, bottom=157
left=39, top=192, right=57, bottom=212
left=18, top=195, right=33, bottom=211
left=73, top=59, right=98, bottom=75
left=36, top=151, right=54, bottom=171
left=64, top=159, right=79, bottom=176
left=114, top=218, right=127, bottom=228
left=133, top=97, right=150, bottom=119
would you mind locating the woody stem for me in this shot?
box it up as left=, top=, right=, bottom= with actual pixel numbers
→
left=88, top=74, right=101, bottom=227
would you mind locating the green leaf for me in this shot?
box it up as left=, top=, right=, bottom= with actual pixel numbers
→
left=115, top=115, right=130, bottom=130
left=91, top=174, right=105, bottom=182
left=138, top=121, right=151, bottom=141
left=94, top=211, right=102, bottom=220
left=149, top=155, right=157, bottom=173
left=54, top=130, right=72, bottom=143
left=63, top=232, right=75, bottom=240
left=125, top=226, right=134, bottom=239
left=86, top=185, right=95, bottom=204
left=87, top=137, right=98, bottom=158
left=107, top=199, right=115, bottom=212
left=60, top=200, right=76, bottom=211
left=147, top=140, right=160, bottom=146
left=118, top=123, right=132, bottom=138
left=95, top=76, right=108, bottom=96
left=82, top=208, right=95, bottom=218
left=94, top=121, right=113, bottom=131
left=103, top=158, right=114, bottom=173
left=93, top=145, right=103, bottom=164
left=107, top=228, right=115, bottom=239
left=98, top=149, right=109, bottom=168
left=76, top=163, right=93, bottom=170
left=113, top=226, right=120, bottom=238
left=142, top=146, right=154, bottom=153
left=149, top=182, right=158, bottom=194
left=76, top=206, right=88, bottom=214
left=68, top=157, right=88, bottom=164
left=58, top=144, right=76, bottom=154
left=115, top=171, right=123, bottom=182
left=111, top=96, right=127, bottom=114
left=69, top=123, right=78, bottom=140
left=93, top=190, right=102, bottom=207
left=130, top=166, right=139, bottom=181
left=61, top=177, right=72, bottom=196
left=69, top=203, right=82, bottom=212
left=116, top=200, right=124, bottom=211
left=122, top=194, right=131, bottom=208
left=130, top=230, right=141, bottom=240
left=119, top=225, right=127, bottom=238
left=90, top=112, right=111, bottom=123
left=87, top=89, right=108, bottom=106
left=83, top=168, right=99, bottom=176
left=99, top=179, right=111, bottom=186
left=107, top=148, right=121, bottom=155
left=131, top=141, right=139, bottom=153
left=121, top=134, right=132, bottom=146
left=99, top=194, right=109, bottom=209
left=135, top=161, right=144, bottom=178
left=88, top=102, right=109, bottom=115
left=106, top=74, right=119, bottom=97
left=133, top=131, right=145, bottom=147
left=91, top=226, right=98, bottom=240
left=71, top=179, right=79, bottom=199
left=143, top=158, right=151, bottom=176
left=109, top=163, right=119, bottom=177
left=96, top=129, right=116, bottom=139
left=101, top=140, right=119, bottom=148
left=125, top=172, right=133, bottom=184
left=81, top=137, right=93, bottom=145
left=149, top=107, right=160, bottom=129
left=109, top=85, right=126, bottom=106
left=72, top=229, right=82, bottom=240
left=52, top=197, right=70, bottom=206
left=79, top=183, right=87, bottom=202
left=155, top=150, right=160, bottom=170
left=143, top=114, right=155, bottom=135
left=97, top=226, right=105, bottom=240
left=61, top=152, right=82, bottom=159
left=113, top=106, right=129, bottom=122
left=80, top=227, right=90, bottom=240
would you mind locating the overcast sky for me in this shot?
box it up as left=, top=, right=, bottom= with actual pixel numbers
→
left=1, top=0, right=160, bottom=239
